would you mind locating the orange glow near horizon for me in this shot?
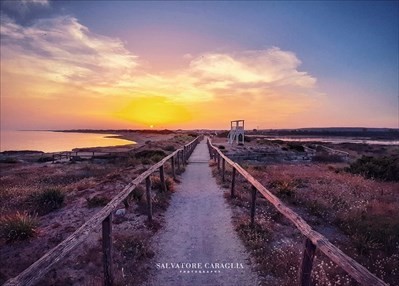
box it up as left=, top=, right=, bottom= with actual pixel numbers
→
left=115, top=96, right=193, bottom=127
left=1, top=13, right=397, bottom=131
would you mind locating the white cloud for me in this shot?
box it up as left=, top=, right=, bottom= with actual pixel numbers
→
left=1, top=15, right=319, bottom=107
left=189, top=48, right=316, bottom=88
left=1, top=15, right=139, bottom=96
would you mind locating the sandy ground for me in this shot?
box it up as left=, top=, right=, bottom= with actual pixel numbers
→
left=72, top=131, right=176, bottom=153
left=0, top=132, right=193, bottom=285
left=146, top=139, right=258, bottom=286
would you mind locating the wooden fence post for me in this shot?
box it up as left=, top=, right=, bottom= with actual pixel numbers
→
left=102, top=214, right=113, bottom=286
left=177, top=151, right=181, bottom=171
left=250, top=186, right=257, bottom=226
left=159, top=165, right=167, bottom=192
left=299, top=238, right=316, bottom=286
left=231, top=167, right=236, bottom=198
left=184, top=146, right=187, bottom=163
left=145, top=177, right=153, bottom=222
left=222, top=158, right=226, bottom=182
left=171, top=156, right=176, bottom=179
left=217, top=153, right=221, bottom=171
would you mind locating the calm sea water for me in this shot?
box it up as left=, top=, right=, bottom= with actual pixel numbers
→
left=0, top=131, right=135, bottom=153
left=262, top=136, right=399, bottom=145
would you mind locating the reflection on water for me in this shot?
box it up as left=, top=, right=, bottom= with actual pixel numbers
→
left=0, top=131, right=135, bottom=153
left=261, top=136, right=399, bottom=145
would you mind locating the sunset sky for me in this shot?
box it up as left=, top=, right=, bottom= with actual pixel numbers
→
left=1, top=0, right=398, bottom=130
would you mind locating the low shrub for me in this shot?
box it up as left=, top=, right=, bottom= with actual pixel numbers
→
left=151, top=176, right=175, bottom=192
left=135, top=149, right=166, bottom=159
left=163, top=145, right=176, bottom=152
left=37, top=156, right=53, bottom=163
left=218, top=145, right=226, bottom=150
left=0, top=157, right=18, bottom=163
left=29, top=188, right=65, bottom=215
left=287, top=143, right=305, bottom=152
left=0, top=212, right=38, bottom=242
left=346, top=156, right=399, bottom=182
left=336, top=212, right=399, bottom=253
left=269, top=180, right=296, bottom=199
left=129, top=186, right=145, bottom=202
left=115, top=234, right=154, bottom=260
left=216, top=131, right=229, bottom=138
left=150, top=154, right=164, bottom=163
left=86, top=195, right=110, bottom=208
left=313, top=154, right=344, bottom=163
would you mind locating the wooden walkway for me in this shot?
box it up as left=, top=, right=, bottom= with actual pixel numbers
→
left=147, top=139, right=258, bottom=286
left=4, top=135, right=387, bottom=286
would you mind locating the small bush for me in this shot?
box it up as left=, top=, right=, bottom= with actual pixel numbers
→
left=86, top=195, right=110, bottom=208
left=129, top=186, right=145, bottom=203
left=150, top=154, right=164, bottom=163
left=269, top=180, right=296, bottom=199
left=346, top=156, right=399, bottom=182
left=218, top=145, right=226, bottom=150
left=237, top=221, right=271, bottom=250
left=0, top=212, right=38, bottom=242
left=151, top=176, right=175, bottom=192
left=141, top=158, right=151, bottom=165
left=30, top=188, right=65, bottom=215
left=287, top=143, right=305, bottom=152
left=115, top=234, right=154, bottom=260
left=163, top=145, right=176, bottom=152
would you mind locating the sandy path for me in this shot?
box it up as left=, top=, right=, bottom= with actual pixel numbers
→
left=146, top=139, right=258, bottom=286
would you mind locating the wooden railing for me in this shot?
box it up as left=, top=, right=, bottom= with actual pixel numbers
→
left=207, top=137, right=386, bottom=286
left=4, top=135, right=203, bottom=286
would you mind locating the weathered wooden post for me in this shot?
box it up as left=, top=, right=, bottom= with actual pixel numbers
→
left=177, top=150, right=181, bottom=171
left=250, top=186, right=257, bottom=226
left=184, top=146, right=187, bottom=163
left=231, top=167, right=236, bottom=197
left=217, top=153, right=221, bottom=171
left=145, top=177, right=153, bottom=221
left=299, top=238, right=316, bottom=286
left=159, top=165, right=167, bottom=192
left=102, top=214, right=113, bottom=286
left=171, top=156, right=176, bottom=179
left=222, top=158, right=226, bottom=182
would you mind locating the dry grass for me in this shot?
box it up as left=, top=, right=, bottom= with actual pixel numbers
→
left=0, top=212, right=38, bottom=243
left=210, top=151, right=398, bottom=285
left=0, top=132, right=194, bottom=285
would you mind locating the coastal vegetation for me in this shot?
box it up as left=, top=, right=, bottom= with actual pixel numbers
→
left=346, top=155, right=399, bottom=182
left=0, top=131, right=194, bottom=285
left=210, top=136, right=399, bottom=285
left=0, top=212, right=38, bottom=243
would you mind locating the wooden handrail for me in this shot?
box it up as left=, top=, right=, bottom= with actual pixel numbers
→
left=207, top=137, right=386, bottom=286
left=4, top=135, right=203, bottom=286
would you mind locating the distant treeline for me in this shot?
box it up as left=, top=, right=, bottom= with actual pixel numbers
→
left=248, top=128, right=399, bottom=139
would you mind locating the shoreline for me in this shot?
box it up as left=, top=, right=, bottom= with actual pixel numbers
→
left=0, top=130, right=176, bottom=155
